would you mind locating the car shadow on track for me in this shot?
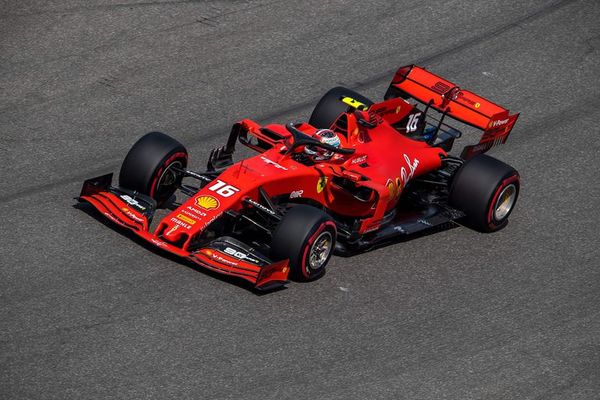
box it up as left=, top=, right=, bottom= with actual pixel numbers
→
left=333, top=222, right=461, bottom=258
left=73, top=201, right=286, bottom=296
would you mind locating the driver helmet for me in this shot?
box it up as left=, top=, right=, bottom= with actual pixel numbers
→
left=305, top=129, right=341, bottom=161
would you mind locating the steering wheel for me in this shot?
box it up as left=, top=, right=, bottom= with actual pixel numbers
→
left=284, top=123, right=355, bottom=156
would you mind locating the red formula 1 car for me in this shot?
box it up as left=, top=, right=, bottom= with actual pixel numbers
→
left=79, top=65, right=520, bottom=290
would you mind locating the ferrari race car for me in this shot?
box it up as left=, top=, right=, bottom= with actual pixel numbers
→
left=79, top=65, right=520, bottom=290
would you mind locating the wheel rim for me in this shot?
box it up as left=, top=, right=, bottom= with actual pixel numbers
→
left=308, top=231, right=333, bottom=271
left=156, top=160, right=182, bottom=198
left=493, top=183, right=517, bottom=221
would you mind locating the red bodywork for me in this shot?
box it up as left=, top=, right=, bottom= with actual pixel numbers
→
left=80, top=65, right=518, bottom=289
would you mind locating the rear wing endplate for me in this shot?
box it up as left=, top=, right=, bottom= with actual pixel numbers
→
left=385, top=65, right=519, bottom=159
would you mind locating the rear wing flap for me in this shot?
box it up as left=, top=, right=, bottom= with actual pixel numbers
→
left=385, top=65, right=519, bottom=159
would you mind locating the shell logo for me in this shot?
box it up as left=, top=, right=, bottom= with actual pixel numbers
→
left=196, top=195, right=220, bottom=210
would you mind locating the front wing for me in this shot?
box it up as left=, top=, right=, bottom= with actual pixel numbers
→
left=78, top=173, right=289, bottom=290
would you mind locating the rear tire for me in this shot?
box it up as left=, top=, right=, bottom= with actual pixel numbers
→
left=119, top=132, right=188, bottom=206
left=449, top=155, right=520, bottom=232
left=309, top=86, right=374, bottom=129
left=270, top=205, right=337, bottom=281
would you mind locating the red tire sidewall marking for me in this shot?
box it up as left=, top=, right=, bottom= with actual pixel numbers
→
left=300, top=221, right=336, bottom=279
left=487, top=174, right=519, bottom=229
left=149, top=151, right=187, bottom=198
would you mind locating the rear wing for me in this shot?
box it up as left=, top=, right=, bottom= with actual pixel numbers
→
left=385, top=65, right=519, bottom=159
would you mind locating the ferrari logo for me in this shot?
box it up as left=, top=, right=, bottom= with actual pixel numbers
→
left=317, top=177, right=328, bottom=194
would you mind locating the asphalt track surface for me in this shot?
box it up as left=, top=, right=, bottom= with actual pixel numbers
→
left=1, top=0, right=600, bottom=399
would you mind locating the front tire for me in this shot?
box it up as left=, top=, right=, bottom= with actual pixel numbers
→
left=119, top=132, right=188, bottom=206
left=270, top=205, right=337, bottom=281
left=309, top=86, right=374, bottom=129
left=449, top=155, right=520, bottom=232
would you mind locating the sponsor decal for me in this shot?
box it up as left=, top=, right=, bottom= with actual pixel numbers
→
left=457, top=92, right=481, bottom=108
left=458, top=93, right=476, bottom=106
left=204, top=250, right=238, bottom=267
left=176, top=214, right=196, bottom=225
left=290, top=190, right=303, bottom=199
left=417, top=219, right=432, bottom=226
left=119, top=194, right=146, bottom=210
left=393, top=225, right=406, bottom=234
left=180, top=209, right=200, bottom=219
left=491, top=118, right=509, bottom=128
left=260, top=156, right=288, bottom=170
left=103, top=212, right=119, bottom=223
left=151, top=238, right=167, bottom=247
left=169, top=217, right=191, bottom=230
left=121, top=207, right=144, bottom=223
left=384, top=154, right=420, bottom=199
left=431, top=81, right=450, bottom=94
left=316, top=177, right=328, bottom=194
left=196, top=195, right=220, bottom=210
left=216, top=255, right=238, bottom=266
left=186, top=206, right=207, bottom=216
left=223, top=247, right=260, bottom=264
left=399, top=154, right=419, bottom=190
left=351, top=155, right=368, bottom=165
left=245, top=198, right=276, bottom=215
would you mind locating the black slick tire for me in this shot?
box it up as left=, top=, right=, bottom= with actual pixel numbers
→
left=449, top=154, right=520, bottom=232
left=119, top=132, right=188, bottom=206
left=270, top=205, right=337, bottom=281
